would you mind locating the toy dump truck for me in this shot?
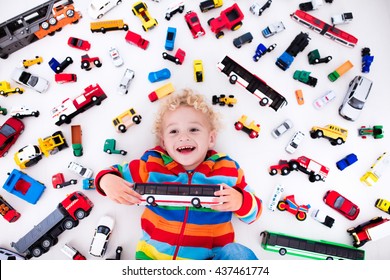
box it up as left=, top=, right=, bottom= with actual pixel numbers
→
left=207, top=3, right=244, bottom=39
left=328, top=60, right=353, bottom=82
left=71, top=125, right=83, bottom=157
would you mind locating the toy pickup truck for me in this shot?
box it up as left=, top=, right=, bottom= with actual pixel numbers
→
left=207, top=3, right=244, bottom=39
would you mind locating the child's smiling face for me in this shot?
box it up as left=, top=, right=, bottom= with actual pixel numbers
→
left=160, top=106, right=217, bottom=171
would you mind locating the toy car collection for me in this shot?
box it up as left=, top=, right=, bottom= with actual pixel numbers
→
left=323, top=190, right=360, bottom=220
left=310, top=124, right=348, bottom=146
left=0, top=117, right=24, bottom=157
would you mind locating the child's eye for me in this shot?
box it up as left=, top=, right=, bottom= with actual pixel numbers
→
left=190, top=128, right=200, bottom=132
left=169, top=129, right=178, bottom=134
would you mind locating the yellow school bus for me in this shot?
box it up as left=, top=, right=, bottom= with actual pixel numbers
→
left=90, top=19, right=129, bottom=33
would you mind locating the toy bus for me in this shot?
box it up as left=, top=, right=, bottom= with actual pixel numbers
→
left=132, top=183, right=223, bottom=208
left=260, top=230, right=365, bottom=260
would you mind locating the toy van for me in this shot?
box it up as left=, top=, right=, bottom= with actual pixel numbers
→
left=90, top=19, right=129, bottom=33
left=88, top=0, right=122, bottom=19
left=112, top=108, right=142, bottom=133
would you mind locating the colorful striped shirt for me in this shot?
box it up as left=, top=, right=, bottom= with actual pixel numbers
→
left=95, top=146, right=262, bottom=260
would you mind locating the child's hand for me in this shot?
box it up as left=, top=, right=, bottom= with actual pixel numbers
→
left=100, top=174, right=142, bottom=205
left=210, top=184, right=243, bottom=212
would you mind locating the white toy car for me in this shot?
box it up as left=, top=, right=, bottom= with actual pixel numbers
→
left=271, top=119, right=293, bottom=138
left=285, top=131, right=305, bottom=154
left=108, top=47, right=124, bottom=67
left=331, top=12, right=353, bottom=25
left=311, top=209, right=335, bottom=228
left=339, top=76, right=373, bottom=121
left=11, top=68, right=49, bottom=93
left=117, top=68, right=135, bottom=95
left=10, top=106, right=40, bottom=118
left=89, top=215, right=115, bottom=257
left=313, top=90, right=336, bottom=109
left=68, top=161, right=93, bottom=178
left=165, top=1, right=185, bottom=20
left=262, top=21, right=285, bottom=38
left=268, top=184, right=284, bottom=211
left=250, top=0, right=272, bottom=16
left=88, top=0, right=122, bottom=19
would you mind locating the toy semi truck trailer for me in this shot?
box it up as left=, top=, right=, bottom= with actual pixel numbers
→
left=11, top=191, right=93, bottom=259
left=71, top=125, right=83, bottom=156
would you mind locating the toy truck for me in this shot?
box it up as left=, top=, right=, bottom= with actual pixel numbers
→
left=199, top=0, right=223, bottom=13
left=276, top=32, right=310, bottom=71
left=299, top=0, right=324, bottom=11
left=293, top=70, right=317, bottom=87
left=11, top=191, right=93, bottom=259
left=103, top=139, right=127, bottom=155
left=328, top=60, right=353, bottom=82
left=347, top=217, right=390, bottom=248
left=0, top=195, right=21, bottom=223
left=2, top=169, right=46, bottom=204
left=307, top=49, right=332, bottom=64
left=51, top=84, right=107, bottom=126
left=0, top=81, right=24, bottom=97
left=207, top=3, right=244, bottom=39
left=375, top=198, right=390, bottom=214
left=71, top=125, right=83, bottom=157
left=125, top=30, right=149, bottom=50
left=61, top=243, right=86, bottom=260
left=38, top=131, right=68, bottom=157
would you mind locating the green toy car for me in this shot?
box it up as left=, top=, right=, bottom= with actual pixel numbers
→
left=358, top=125, right=384, bottom=139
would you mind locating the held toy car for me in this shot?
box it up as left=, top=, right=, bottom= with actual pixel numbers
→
left=22, top=56, right=43, bottom=68
left=118, top=68, right=135, bottom=95
left=148, top=82, right=175, bottom=102
left=277, top=194, right=311, bottom=221
left=68, top=37, right=91, bottom=51
left=207, top=3, right=244, bottom=39
left=311, top=209, right=335, bottom=228
left=0, top=81, right=24, bottom=97
left=81, top=54, right=102, bottom=71
left=132, top=1, right=158, bottom=31
left=193, top=60, right=204, bottom=82
left=0, top=195, right=21, bottom=223
left=55, top=73, right=77, bottom=83
left=253, top=43, right=276, bottom=61
left=347, top=217, right=390, bottom=248
left=250, top=0, right=272, bottom=16
left=68, top=161, right=93, bottom=178
left=323, top=190, right=360, bottom=220
left=89, top=215, right=115, bottom=257
left=184, top=11, right=206, bottom=38
left=103, top=139, right=127, bottom=155
left=11, top=68, right=49, bottom=93
left=331, top=12, right=353, bottom=25
left=307, top=49, right=332, bottom=64
left=132, top=183, right=223, bottom=208
left=336, top=153, right=358, bottom=171
left=90, top=19, right=129, bottom=33
left=293, top=70, right=317, bottom=87
left=375, top=198, right=390, bottom=214
left=339, top=76, right=373, bottom=121
left=108, top=47, right=124, bottom=67
left=162, top=48, right=186, bottom=65
left=358, top=125, right=384, bottom=139
left=0, top=117, right=24, bottom=157
left=125, top=29, right=149, bottom=50
left=313, top=90, right=336, bottom=109
left=268, top=184, right=284, bottom=211
left=88, top=0, right=122, bottom=19
left=212, top=94, right=237, bottom=107
left=10, top=106, right=40, bottom=119
left=148, top=68, right=171, bottom=83
left=165, top=1, right=185, bottom=20
left=233, top=32, right=253, bottom=48
left=165, top=27, right=177, bottom=51
left=360, top=152, right=389, bottom=186
left=48, top=56, right=73, bottom=74
left=310, top=124, right=348, bottom=145
left=262, top=21, right=285, bottom=38
left=52, top=173, right=77, bottom=189
left=285, top=131, right=305, bottom=154
left=112, top=108, right=142, bottom=133
left=234, top=115, right=260, bottom=139
left=295, top=89, right=304, bottom=105
left=271, top=119, right=293, bottom=138
left=199, top=0, right=223, bottom=13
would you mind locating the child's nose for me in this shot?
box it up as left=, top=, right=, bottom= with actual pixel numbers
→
left=179, top=133, right=190, bottom=141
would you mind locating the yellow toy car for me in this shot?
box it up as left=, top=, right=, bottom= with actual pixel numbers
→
left=212, top=94, right=237, bottom=107
left=22, top=56, right=43, bottom=68
left=0, top=81, right=24, bottom=97
left=310, top=124, right=348, bottom=145
left=112, top=108, right=142, bottom=133
left=361, top=152, right=389, bottom=186
left=193, top=60, right=204, bottom=82
left=234, top=115, right=260, bottom=139
left=375, top=198, right=390, bottom=214
left=132, top=1, right=158, bottom=31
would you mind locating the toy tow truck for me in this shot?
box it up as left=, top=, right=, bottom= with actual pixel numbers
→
left=207, top=3, right=244, bottom=39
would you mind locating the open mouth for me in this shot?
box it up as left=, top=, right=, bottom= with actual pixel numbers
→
left=176, top=146, right=196, bottom=153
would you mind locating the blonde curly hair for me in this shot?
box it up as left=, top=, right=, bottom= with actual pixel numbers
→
left=153, top=89, right=220, bottom=144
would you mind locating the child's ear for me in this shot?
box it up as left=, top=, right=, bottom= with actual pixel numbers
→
left=208, top=130, right=217, bottom=149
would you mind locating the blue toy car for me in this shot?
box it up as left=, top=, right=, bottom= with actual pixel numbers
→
left=148, top=68, right=171, bottom=83
left=165, top=27, right=177, bottom=51
left=48, top=56, right=73, bottom=74
left=253, top=43, right=276, bottom=61
left=336, top=153, right=358, bottom=171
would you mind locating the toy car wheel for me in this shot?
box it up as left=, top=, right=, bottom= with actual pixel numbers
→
left=59, top=114, right=69, bottom=124
left=94, top=60, right=102, bottom=67
left=316, top=130, right=323, bottom=138
left=56, top=184, right=62, bottom=189
left=118, top=124, right=126, bottom=133
left=216, top=31, right=224, bottom=39
left=314, top=174, right=321, bottom=181
left=105, top=149, right=112, bottom=154
left=207, top=18, right=214, bottom=26
left=70, top=179, right=77, bottom=185
left=0, top=90, right=5, bottom=96
left=335, top=138, right=344, bottom=145
left=296, top=212, right=307, bottom=221
left=346, top=227, right=355, bottom=233
left=81, top=61, right=90, bottom=69
left=309, top=173, right=316, bottom=183
left=75, top=209, right=86, bottom=220
left=234, top=122, right=243, bottom=131
left=32, top=246, right=43, bottom=258
left=281, top=167, right=290, bottom=175
left=269, top=168, right=277, bottom=175
left=66, top=9, right=75, bottom=18
left=41, top=237, right=53, bottom=249
left=41, top=21, right=50, bottom=30
left=278, top=248, right=287, bottom=256
left=146, top=196, right=157, bottom=206
left=326, top=56, right=332, bottom=62
left=49, top=17, right=57, bottom=25
left=123, top=24, right=129, bottom=31
left=63, top=218, right=75, bottom=230
left=142, top=26, right=147, bottom=32
left=175, top=58, right=180, bottom=64
left=259, top=98, right=269, bottom=106
left=97, top=14, right=103, bottom=19
left=249, top=131, right=258, bottom=139
left=132, top=116, right=141, bottom=124
left=191, top=198, right=201, bottom=208
left=277, top=201, right=286, bottom=211
left=289, top=161, right=298, bottom=170
left=100, top=27, right=106, bottom=33
left=229, top=75, right=238, bottom=84
left=120, top=150, right=127, bottom=155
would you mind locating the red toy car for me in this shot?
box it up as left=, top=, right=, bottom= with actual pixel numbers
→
left=184, top=11, right=206, bottom=39
left=162, top=48, right=186, bottom=65
left=52, top=173, right=77, bottom=189
left=277, top=194, right=310, bottom=221
left=55, top=73, right=77, bottom=83
left=68, top=37, right=91, bottom=51
left=0, top=117, right=24, bottom=157
left=323, top=190, right=360, bottom=220
left=81, top=54, right=102, bottom=71
left=125, top=30, right=149, bottom=50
